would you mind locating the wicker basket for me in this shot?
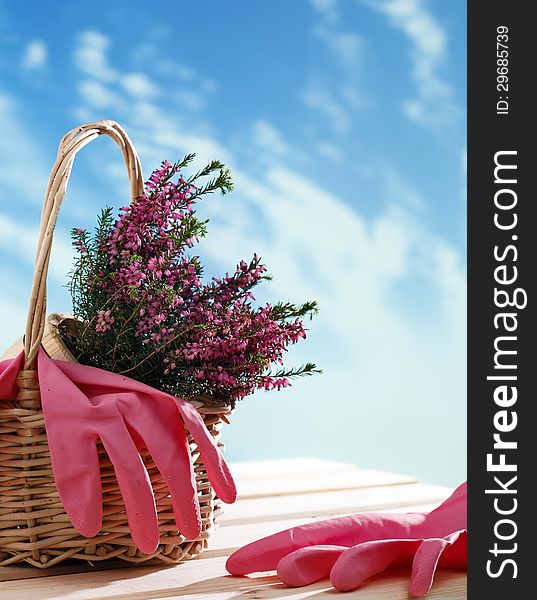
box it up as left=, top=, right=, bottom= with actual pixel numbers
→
left=0, top=121, right=231, bottom=568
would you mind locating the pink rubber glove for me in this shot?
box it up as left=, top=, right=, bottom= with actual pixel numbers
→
left=227, top=483, right=466, bottom=597
left=0, top=351, right=236, bottom=554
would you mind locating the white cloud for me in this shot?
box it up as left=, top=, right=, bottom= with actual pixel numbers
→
left=309, top=0, right=340, bottom=24
left=366, top=0, right=458, bottom=128
left=64, top=27, right=465, bottom=483
left=156, top=60, right=196, bottom=81
left=72, top=33, right=228, bottom=176
left=0, top=291, right=27, bottom=353
left=201, top=79, right=218, bottom=93
left=0, top=94, right=49, bottom=203
left=121, top=73, right=160, bottom=98
left=314, top=26, right=363, bottom=68
left=316, top=141, right=343, bottom=161
left=73, top=32, right=210, bottom=120
left=460, top=147, right=467, bottom=201
left=252, top=120, right=288, bottom=156
left=201, top=162, right=465, bottom=340
left=0, top=94, right=74, bottom=349
left=342, top=83, right=365, bottom=110
left=21, top=40, right=47, bottom=70
left=143, top=108, right=231, bottom=165
left=0, top=213, right=75, bottom=284
left=2, top=25, right=465, bottom=348
left=199, top=160, right=465, bottom=483
left=77, top=80, right=124, bottom=109
left=303, top=84, right=351, bottom=134
left=0, top=214, right=40, bottom=258
left=73, top=91, right=231, bottom=183
left=424, top=239, right=466, bottom=325
left=307, top=5, right=365, bottom=131
left=69, top=32, right=463, bottom=337
left=74, top=31, right=117, bottom=82
left=172, top=89, right=205, bottom=112
left=380, top=0, right=445, bottom=53
left=378, top=163, right=425, bottom=210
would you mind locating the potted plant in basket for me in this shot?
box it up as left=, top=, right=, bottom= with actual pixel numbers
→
left=0, top=121, right=318, bottom=569
left=63, top=156, right=319, bottom=408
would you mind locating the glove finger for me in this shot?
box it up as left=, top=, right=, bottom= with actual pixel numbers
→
left=174, top=398, right=237, bottom=504
left=124, top=402, right=202, bottom=540
left=52, top=431, right=102, bottom=538
left=276, top=545, right=346, bottom=587
left=37, top=349, right=103, bottom=537
left=330, top=538, right=421, bottom=592
left=226, top=514, right=374, bottom=576
left=409, top=531, right=466, bottom=597
left=98, top=422, right=159, bottom=554
left=226, top=529, right=297, bottom=575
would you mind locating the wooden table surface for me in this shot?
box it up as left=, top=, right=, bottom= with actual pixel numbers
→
left=0, top=458, right=467, bottom=599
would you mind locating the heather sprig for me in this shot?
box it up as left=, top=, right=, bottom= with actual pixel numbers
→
left=65, top=156, right=319, bottom=405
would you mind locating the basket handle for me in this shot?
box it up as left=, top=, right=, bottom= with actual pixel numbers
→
left=23, top=120, right=145, bottom=370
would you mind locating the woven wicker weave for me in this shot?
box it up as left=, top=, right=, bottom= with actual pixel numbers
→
left=0, top=121, right=231, bottom=568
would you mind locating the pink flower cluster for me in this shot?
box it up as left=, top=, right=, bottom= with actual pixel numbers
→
left=81, top=161, right=314, bottom=402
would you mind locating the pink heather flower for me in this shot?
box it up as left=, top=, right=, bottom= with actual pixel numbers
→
left=73, top=159, right=315, bottom=402
left=95, top=309, right=115, bottom=333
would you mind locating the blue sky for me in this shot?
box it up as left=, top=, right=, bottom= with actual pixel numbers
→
left=0, top=0, right=466, bottom=485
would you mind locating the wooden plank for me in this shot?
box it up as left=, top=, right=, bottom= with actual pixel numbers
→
left=230, top=458, right=358, bottom=479
left=0, top=459, right=465, bottom=598
left=220, top=482, right=452, bottom=525
left=202, top=501, right=446, bottom=558
left=0, top=500, right=449, bottom=581
left=0, top=559, right=147, bottom=583
left=148, top=570, right=467, bottom=600
left=0, top=555, right=466, bottom=599
left=231, top=460, right=417, bottom=499
left=0, top=481, right=452, bottom=581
